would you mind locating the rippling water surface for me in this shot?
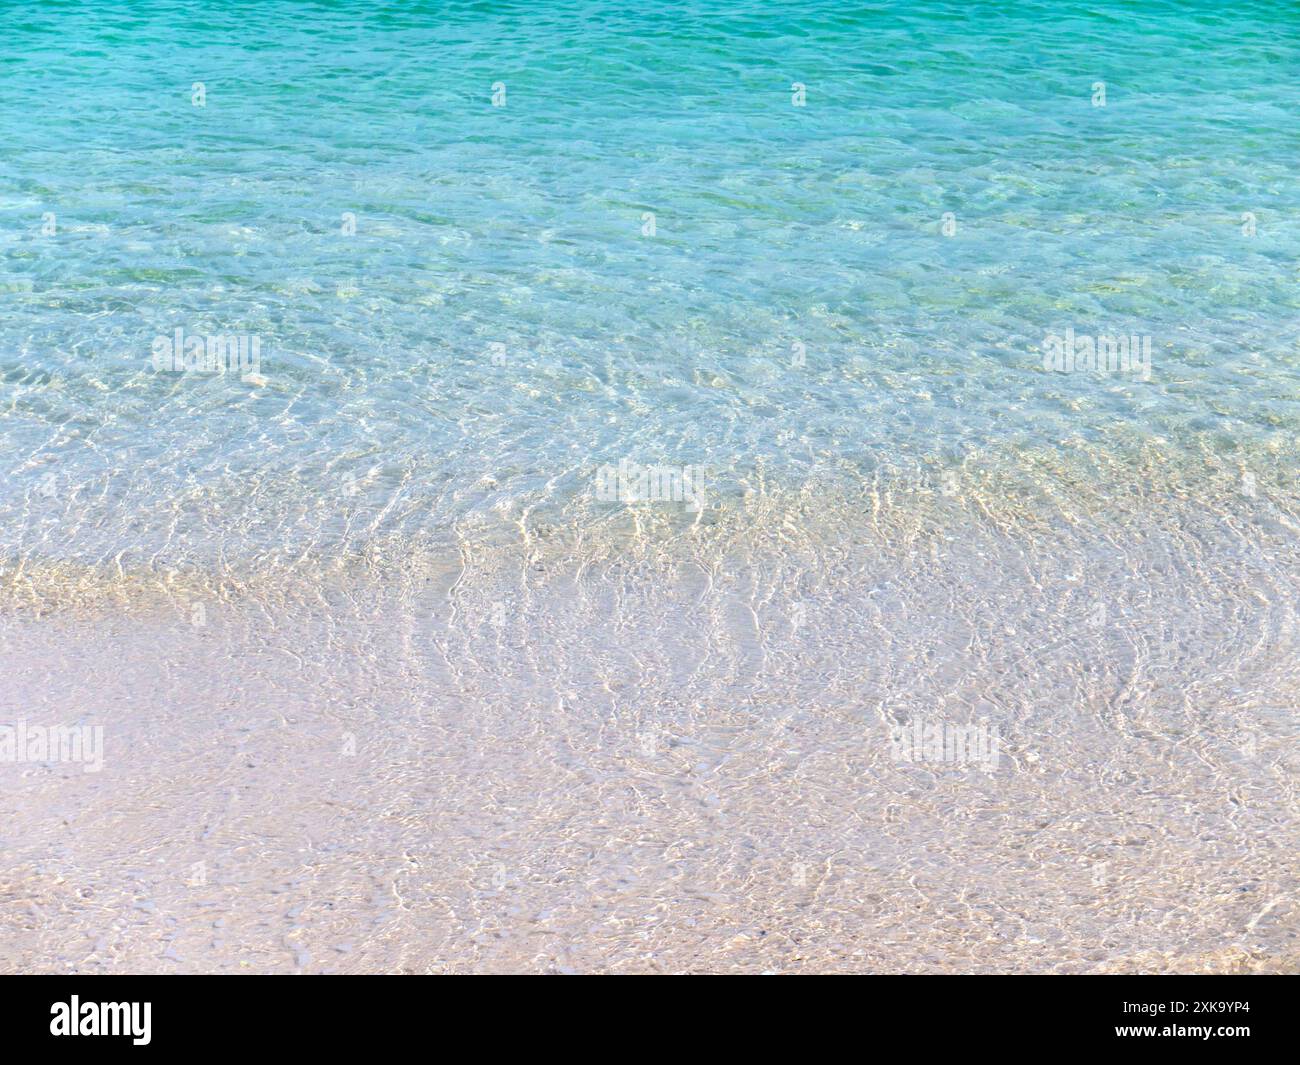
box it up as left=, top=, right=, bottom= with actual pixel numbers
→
left=1, top=1, right=1297, bottom=972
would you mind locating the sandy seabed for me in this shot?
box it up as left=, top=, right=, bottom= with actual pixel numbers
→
left=3, top=472, right=1298, bottom=974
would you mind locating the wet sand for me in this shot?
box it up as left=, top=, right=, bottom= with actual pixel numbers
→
left=3, top=476, right=1297, bottom=973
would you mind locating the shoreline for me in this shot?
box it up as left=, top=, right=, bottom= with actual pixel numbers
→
left=3, top=485, right=1296, bottom=973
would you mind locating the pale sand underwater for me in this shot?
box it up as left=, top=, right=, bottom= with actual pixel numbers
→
left=2, top=465, right=1297, bottom=974
left=3, top=0, right=1300, bottom=973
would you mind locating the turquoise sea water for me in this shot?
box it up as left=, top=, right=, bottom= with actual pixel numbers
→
left=2, top=3, right=1298, bottom=973
left=2, top=0, right=1299, bottom=572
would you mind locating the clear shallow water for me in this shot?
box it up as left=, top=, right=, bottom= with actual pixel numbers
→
left=3, top=0, right=1300, bottom=570
left=1, top=1, right=1298, bottom=972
